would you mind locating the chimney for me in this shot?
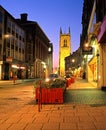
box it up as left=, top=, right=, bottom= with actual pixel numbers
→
left=20, top=13, right=28, bottom=22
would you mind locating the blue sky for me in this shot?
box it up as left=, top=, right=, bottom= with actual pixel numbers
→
left=0, top=0, right=83, bottom=68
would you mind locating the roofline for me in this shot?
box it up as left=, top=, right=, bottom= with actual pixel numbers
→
left=0, top=5, right=24, bottom=30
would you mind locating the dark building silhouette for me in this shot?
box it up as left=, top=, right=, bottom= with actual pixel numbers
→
left=80, top=0, right=94, bottom=47
left=16, top=13, right=53, bottom=79
left=0, top=6, right=53, bottom=80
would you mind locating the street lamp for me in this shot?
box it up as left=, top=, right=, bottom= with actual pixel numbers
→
left=84, top=43, right=89, bottom=48
left=72, top=59, right=75, bottom=63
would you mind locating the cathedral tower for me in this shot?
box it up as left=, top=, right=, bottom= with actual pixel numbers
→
left=59, top=27, right=71, bottom=76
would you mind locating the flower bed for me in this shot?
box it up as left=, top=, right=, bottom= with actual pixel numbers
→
left=34, top=78, right=66, bottom=104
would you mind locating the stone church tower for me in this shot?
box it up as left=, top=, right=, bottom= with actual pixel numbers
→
left=59, top=27, right=71, bottom=76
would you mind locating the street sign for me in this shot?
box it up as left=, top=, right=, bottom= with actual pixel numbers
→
left=82, top=46, right=93, bottom=55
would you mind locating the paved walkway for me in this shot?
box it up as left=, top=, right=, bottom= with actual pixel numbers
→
left=68, top=77, right=97, bottom=89
left=0, top=104, right=106, bottom=130
left=0, top=79, right=35, bottom=84
left=0, top=78, right=106, bottom=130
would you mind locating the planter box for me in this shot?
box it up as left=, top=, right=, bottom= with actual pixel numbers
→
left=66, top=78, right=71, bottom=88
left=71, top=77, right=75, bottom=83
left=35, top=87, right=64, bottom=104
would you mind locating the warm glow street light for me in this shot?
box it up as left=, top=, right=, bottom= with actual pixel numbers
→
left=72, top=59, right=75, bottom=63
left=84, top=43, right=89, bottom=48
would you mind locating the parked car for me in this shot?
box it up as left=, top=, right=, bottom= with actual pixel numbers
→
left=45, top=73, right=59, bottom=82
left=64, top=74, right=71, bottom=79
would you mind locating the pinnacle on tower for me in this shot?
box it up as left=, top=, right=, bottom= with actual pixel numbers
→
left=69, top=27, right=70, bottom=34
left=60, top=27, right=62, bottom=34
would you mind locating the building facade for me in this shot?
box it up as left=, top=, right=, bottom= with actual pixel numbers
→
left=0, top=5, right=26, bottom=80
left=80, top=0, right=106, bottom=89
left=81, top=0, right=98, bottom=83
left=16, top=14, right=53, bottom=79
left=59, top=27, right=71, bottom=76
left=80, top=0, right=94, bottom=81
left=96, top=0, right=106, bottom=89
left=65, top=48, right=83, bottom=77
left=0, top=6, right=53, bottom=80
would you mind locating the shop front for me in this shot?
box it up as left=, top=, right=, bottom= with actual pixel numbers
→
left=98, top=15, right=106, bottom=89
left=88, top=57, right=97, bottom=82
left=10, top=63, right=26, bottom=79
left=3, top=57, right=27, bottom=80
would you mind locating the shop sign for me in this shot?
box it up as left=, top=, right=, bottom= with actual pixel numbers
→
left=82, top=46, right=93, bottom=55
left=11, top=64, right=26, bottom=70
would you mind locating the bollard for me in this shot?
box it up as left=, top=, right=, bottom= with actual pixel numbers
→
left=38, top=81, right=42, bottom=112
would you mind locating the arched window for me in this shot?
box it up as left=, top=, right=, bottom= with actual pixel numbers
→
left=63, top=39, right=67, bottom=47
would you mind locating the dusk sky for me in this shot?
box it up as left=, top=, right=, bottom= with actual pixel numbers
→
left=0, top=0, right=84, bottom=68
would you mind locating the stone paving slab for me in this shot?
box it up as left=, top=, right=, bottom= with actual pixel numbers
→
left=25, top=123, right=43, bottom=130
left=0, top=104, right=106, bottom=130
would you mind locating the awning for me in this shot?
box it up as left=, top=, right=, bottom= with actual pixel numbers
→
left=98, top=15, right=106, bottom=43
left=11, top=59, right=27, bottom=70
